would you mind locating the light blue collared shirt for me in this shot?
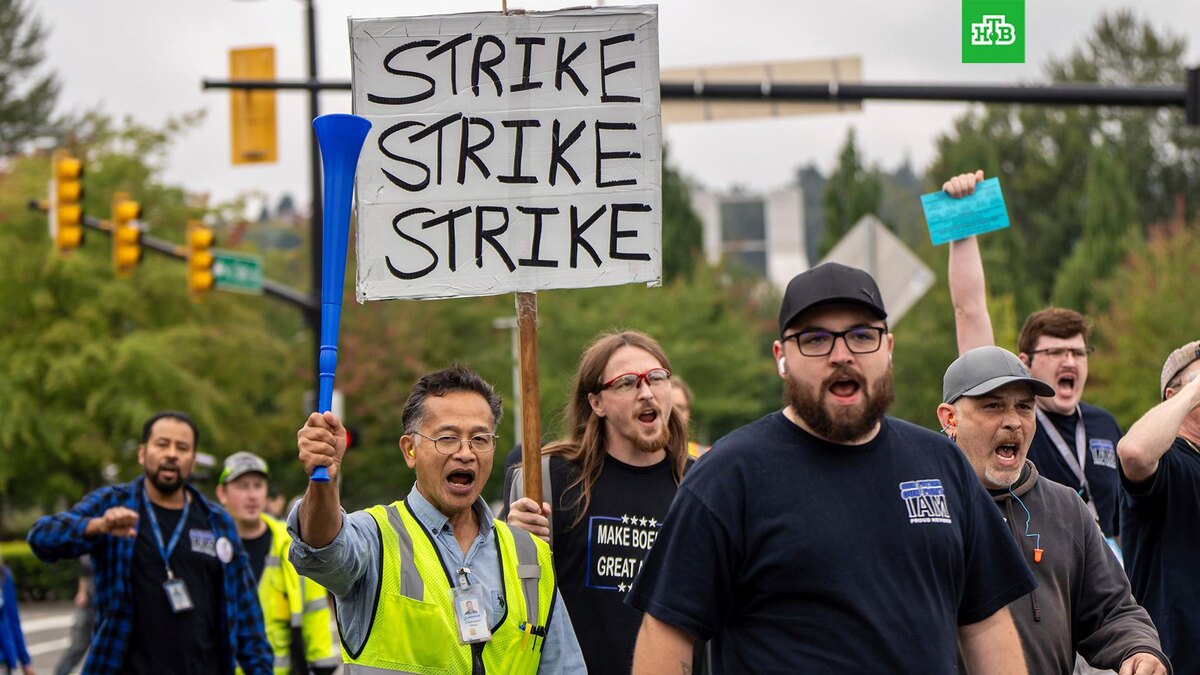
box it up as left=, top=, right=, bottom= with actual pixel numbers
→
left=287, top=485, right=586, bottom=673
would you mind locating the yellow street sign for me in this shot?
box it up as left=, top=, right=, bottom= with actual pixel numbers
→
left=230, top=46, right=278, bottom=165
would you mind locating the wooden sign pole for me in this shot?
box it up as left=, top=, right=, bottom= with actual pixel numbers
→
left=516, top=291, right=543, bottom=505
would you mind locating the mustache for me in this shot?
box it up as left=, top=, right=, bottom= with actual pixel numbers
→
left=822, top=366, right=864, bottom=388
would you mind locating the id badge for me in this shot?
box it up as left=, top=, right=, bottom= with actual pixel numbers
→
left=452, top=585, right=492, bottom=645
left=164, top=578, right=194, bottom=613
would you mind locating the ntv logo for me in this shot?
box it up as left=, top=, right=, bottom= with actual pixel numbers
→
left=962, top=1, right=1024, bottom=63
left=971, top=15, right=1016, bottom=46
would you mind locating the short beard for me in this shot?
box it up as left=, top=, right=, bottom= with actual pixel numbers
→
left=148, top=467, right=185, bottom=495
left=627, top=424, right=669, bottom=455
left=786, top=364, right=895, bottom=443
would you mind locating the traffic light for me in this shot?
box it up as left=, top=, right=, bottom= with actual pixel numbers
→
left=50, top=150, right=85, bottom=254
left=111, top=192, right=142, bottom=278
left=187, top=220, right=215, bottom=296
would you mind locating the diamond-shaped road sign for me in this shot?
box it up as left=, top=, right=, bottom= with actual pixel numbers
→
left=821, top=214, right=934, bottom=324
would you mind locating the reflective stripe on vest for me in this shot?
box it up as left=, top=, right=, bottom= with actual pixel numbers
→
left=507, top=521, right=541, bottom=627
left=383, top=505, right=425, bottom=601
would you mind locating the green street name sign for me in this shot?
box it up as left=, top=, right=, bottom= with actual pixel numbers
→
left=213, top=250, right=264, bottom=294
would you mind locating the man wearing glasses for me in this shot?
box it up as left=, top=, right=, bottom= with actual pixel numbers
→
left=288, top=365, right=584, bottom=673
left=506, top=330, right=691, bottom=674
left=944, top=170, right=1125, bottom=543
left=629, top=263, right=1033, bottom=673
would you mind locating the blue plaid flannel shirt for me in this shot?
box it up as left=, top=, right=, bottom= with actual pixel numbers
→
left=27, top=477, right=272, bottom=674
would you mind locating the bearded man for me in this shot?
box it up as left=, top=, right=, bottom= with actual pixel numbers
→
left=627, top=263, right=1035, bottom=674
left=28, top=411, right=271, bottom=674
left=506, top=330, right=691, bottom=674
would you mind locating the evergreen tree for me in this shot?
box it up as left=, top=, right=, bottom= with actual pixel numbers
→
left=1051, top=145, right=1141, bottom=312
left=0, top=0, right=60, bottom=155
left=820, top=129, right=882, bottom=257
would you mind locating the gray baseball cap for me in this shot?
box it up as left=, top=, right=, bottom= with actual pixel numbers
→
left=943, top=346, right=1055, bottom=404
left=219, top=451, right=270, bottom=485
left=1160, top=340, right=1200, bottom=399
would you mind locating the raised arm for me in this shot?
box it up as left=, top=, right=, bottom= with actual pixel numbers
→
left=1118, top=369, right=1200, bottom=484
left=943, top=170, right=996, bottom=354
left=296, top=411, right=347, bottom=548
left=958, top=606, right=1027, bottom=675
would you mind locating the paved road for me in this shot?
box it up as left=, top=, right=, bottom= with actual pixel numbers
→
left=16, top=601, right=79, bottom=674
left=16, top=600, right=345, bottom=674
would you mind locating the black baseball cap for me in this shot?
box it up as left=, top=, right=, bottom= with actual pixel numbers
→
left=779, top=262, right=887, bottom=334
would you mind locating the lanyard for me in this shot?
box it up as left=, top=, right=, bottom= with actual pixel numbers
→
left=143, top=484, right=191, bottom=579
left=1035, top=407, right=1100, bottom=522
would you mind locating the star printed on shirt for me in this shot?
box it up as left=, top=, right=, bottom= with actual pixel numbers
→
left=647, top=518, right=658, bottom=527
left=621, top=514, right=630, bottom=524
left=617, top=583, right=628, bottom=592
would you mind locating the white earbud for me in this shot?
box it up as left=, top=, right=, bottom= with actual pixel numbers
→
left=777, top=357, right=787, bottom=376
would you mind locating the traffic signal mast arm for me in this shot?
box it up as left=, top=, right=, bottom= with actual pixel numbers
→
left=27, top=200, right=317, bottom=313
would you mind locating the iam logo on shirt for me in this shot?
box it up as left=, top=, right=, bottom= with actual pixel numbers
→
left=899, top=479, right=953, bottom=525
left=1089, top=439, right=1118, bottom=469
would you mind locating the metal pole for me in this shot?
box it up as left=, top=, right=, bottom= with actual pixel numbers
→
left=306, top=0, right=323, bottom=406
left=492, top=317, right=521, bottom=449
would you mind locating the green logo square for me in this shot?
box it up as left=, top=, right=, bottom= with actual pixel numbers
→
left=962, top=0, right=1025, bottom=63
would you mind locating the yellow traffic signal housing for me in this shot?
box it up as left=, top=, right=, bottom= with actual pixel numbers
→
left=51, top=150, right=85, bottom=254
left=111, top=192, right=142, bottom=277
left=187, top=220, right=216, bottom=296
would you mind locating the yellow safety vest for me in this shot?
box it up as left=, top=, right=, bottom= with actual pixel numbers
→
left=256, top=515, right=339, bottom=674
left=341, top=500, right=555, bottom=674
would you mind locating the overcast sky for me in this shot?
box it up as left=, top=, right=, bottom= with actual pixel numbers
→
left=34, top=0, right=1200, bottom=212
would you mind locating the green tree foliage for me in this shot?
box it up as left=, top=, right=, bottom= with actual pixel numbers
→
left=0, top=0, right=59, bottom=156
left=1051, top=145, right=1141, bottom=312
left=820, top=129, right=882, bottom=257
left=0, top=117, right=303, bottom=532
left=1085, top=222, right=1200, bottom=430
left=660, top=145, right=704, bottom=282
left=928, top=11, right=1199, bottom=313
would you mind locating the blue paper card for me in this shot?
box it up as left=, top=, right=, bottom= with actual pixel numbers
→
left=921, top=177, right=1010, bottom=245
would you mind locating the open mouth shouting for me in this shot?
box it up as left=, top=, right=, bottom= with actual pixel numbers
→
left=445, top=467, right=478, bottom=497
left=1054, top=373, right=1078, bottom=399
left=636, top=407, right=661, bottom=428
left=993, top=441, right=1021, bottom=469
left=826, top=372, right=865, bottom=405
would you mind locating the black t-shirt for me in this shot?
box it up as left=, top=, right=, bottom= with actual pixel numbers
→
left=627, top=413, right=1036, bottom=674
left=549, top=453, right=683, bottom=675
left=125, top=499, right=225, bottom=675
left=1120, top=437, right=1200, bottom=673
left=1028, top=403, right=1122, bottom=537
left=242, top=528, right=272, bottom=582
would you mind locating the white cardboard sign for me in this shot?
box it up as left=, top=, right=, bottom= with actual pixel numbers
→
left=350, top=6, right=662, bottom=301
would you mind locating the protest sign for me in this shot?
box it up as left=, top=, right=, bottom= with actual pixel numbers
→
left=350, top=7, right=662, bottom=301
left=921, top=177, right=1011, bottom=245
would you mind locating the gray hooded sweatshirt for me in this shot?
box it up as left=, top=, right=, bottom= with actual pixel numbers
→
left=990, top=460, right=1170, bottom=673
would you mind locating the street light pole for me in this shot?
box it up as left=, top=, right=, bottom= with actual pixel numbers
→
left=305, top=0, right=323, bottom=403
